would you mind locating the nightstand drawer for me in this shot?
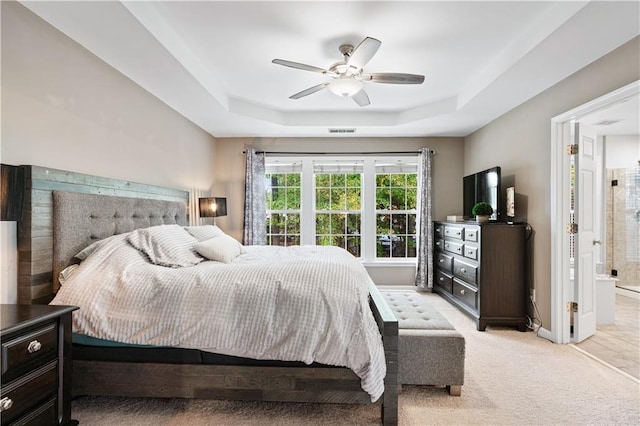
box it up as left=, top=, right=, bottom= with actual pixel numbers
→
left=0, top=360, right=57, bottom=425
left=2, top=324, right=57, bottom=377
left=10, top=397, right=57, bottom=426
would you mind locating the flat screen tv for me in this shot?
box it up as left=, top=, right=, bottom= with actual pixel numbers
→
left=463, top=166, right=501, bottom=221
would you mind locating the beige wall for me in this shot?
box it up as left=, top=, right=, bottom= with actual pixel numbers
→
left=464, top=36, right=640, bottom=329
left=0, top=2, right=217, bottom=303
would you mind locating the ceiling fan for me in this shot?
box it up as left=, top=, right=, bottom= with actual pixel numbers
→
left=272, top=37, right=425, bottom=107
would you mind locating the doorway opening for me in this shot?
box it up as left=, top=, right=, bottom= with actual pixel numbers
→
left=551, top=80, right=639, bottom=345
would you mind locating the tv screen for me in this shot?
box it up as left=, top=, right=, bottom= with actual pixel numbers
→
left=463, top=166, right=501, bottom=221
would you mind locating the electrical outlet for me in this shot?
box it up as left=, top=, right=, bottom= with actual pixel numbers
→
left=529, top=288, right=536, bottom=303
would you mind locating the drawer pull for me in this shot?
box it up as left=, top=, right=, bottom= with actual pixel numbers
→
left=27, top=340, right=42, bottom=353
left=0, top=397, right=13, bottom=412
left=460, top=289, right=466, bottom=295
left=439, top=277, right=444, bottom=281
left=439, top=259, right=444, bottom=263
left=467, top=250, right=473, bottom=255
left=460, top=268, right=467, bottom=273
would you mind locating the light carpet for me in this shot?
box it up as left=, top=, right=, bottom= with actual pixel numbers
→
left=72, top=291, right=640, bottom=425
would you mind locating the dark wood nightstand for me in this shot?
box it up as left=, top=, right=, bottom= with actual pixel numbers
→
left=1, top=304, right=78, bottom=425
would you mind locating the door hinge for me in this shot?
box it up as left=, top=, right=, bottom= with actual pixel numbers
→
left=566, top=223, right=578, bottom=234
left=567, top=302, right=578, bottom=313
left=566, top=144, right=579, bottom=155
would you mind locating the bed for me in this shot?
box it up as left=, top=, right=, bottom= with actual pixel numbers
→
left=17, top=166, right=398, bottom=425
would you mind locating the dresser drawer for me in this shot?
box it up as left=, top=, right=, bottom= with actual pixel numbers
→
left=443, top=240, right=464, bottom=256
left=444, top=226, right=464, bottom=240
left=435, top=270, right=453, bottom=293
left=0, top=360, right=57, bottom=425
left=463, top=245, right=478, bottom=260
left=464, top=227, right=479, bottom=242
left=435, top=252, right=453, bottom=273
left=434, top=239, right=444, bottom=252
left=1, top=324, right=57, bottom=378
left=434, top=224, right=445, bottom=238
left=453, top=278, right=478, bottom=310
left=453, top=258, right=478, bottom=285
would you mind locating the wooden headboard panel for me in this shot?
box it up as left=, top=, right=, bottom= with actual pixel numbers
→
left=18, top=165, right=189, bottom=304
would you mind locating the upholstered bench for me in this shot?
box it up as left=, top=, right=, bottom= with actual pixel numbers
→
left=381, top=290, right=465, bottom=396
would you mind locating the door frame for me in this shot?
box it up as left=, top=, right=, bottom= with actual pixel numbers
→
left=550, top=80, right=639, bottom=344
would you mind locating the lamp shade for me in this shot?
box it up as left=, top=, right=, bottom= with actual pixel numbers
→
left=199, top=197, right=227, bottom=218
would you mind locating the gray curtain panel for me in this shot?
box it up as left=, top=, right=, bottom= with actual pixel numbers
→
left=243, top=149, right=267, bottom=245
left=415, top=148, right=434, bottom=291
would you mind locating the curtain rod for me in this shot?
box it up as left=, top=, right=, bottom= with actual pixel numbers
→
left=242, top=150, right=434, bottom=155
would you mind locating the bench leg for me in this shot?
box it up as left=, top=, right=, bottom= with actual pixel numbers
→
left=447, top=385, right=462, bottom=396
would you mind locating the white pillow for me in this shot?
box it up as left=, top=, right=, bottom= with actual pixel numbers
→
left=128, top=224, right=202, bottom=268
left=184, top=225, right=224, bottom=242
left=193, top=233, right=245, bottom=263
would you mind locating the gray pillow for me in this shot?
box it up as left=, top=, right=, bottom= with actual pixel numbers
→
left=128, top=224, right=203, bottom=268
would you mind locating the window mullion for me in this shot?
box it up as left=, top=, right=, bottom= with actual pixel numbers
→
left=362, top=159, right=376, bottom=262
left=300, top=159, right=315, bottom=245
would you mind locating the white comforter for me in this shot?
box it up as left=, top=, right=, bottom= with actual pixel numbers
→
left=50, top=235, right=386, bottom=401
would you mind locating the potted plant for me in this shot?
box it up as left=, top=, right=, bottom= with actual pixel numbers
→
left=472, top=201, right=493, bottom=222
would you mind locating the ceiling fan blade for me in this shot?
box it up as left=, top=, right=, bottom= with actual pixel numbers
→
left=352, top=89, right=370, bottom=107
left=347, top=37, right=382, bottom=71
left=362, top=73, right=425, bottom=84
left=290, top=82, right=331, bottom=99
left=272, top=59, right=327, bottom=74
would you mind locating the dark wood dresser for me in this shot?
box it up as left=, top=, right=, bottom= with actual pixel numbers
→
left=1, top=304, right=78, bottom=425
left=433, top=221, right=527, bottom=331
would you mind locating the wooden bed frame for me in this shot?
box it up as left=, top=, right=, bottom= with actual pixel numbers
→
left=18, top=165, right=399, bottom=425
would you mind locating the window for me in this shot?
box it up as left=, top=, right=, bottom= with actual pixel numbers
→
left=315, top=163, right=362, bottom=257
left=375, top=168, right=418, bottom=258
left=265, top=167, right=301, bottom=246
left=265, top=156, right=419, bottom=263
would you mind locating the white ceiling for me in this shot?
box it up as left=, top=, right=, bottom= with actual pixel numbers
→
left=21, top=1, right=640, bottom=138
left=579, top=93, right=639, bottom=136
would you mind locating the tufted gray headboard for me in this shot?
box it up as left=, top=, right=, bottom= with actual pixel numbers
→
left=52, top=191, right=188, bottom=291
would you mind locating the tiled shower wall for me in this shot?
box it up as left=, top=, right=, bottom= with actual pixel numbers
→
left=606, top=167, right=640, bottom=290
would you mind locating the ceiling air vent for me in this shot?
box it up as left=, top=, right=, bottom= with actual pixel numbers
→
left=329, top=128, right=356, bottom=134
left=594, top=119, right=621, bottom=126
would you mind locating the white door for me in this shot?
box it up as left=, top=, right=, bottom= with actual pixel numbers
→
left=573, top=122, right=597, bottom=343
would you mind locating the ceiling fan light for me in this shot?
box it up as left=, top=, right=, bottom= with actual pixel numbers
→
left=329, top=78, right=363, bottom=97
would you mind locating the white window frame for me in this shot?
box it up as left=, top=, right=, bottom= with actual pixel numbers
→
left=266, top=155, right=419, bottom=265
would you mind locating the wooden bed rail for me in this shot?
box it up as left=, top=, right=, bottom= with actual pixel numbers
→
left=72, top=285, right=399, bottom=425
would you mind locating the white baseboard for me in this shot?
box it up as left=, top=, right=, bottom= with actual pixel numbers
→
left=616, top=287, right=640, bottom=300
